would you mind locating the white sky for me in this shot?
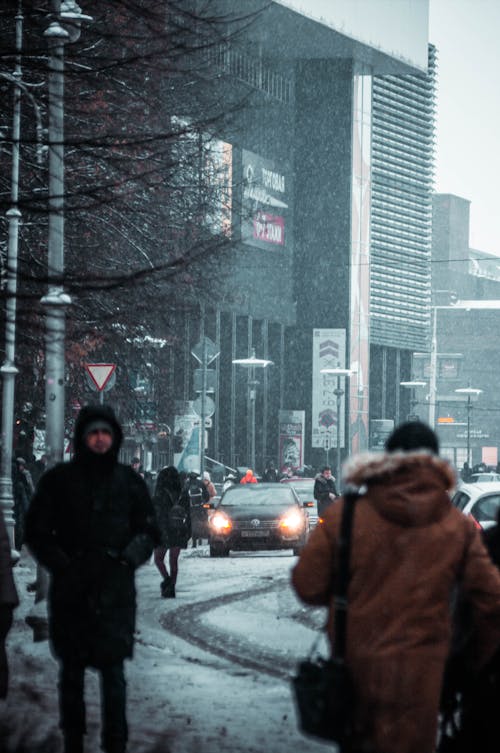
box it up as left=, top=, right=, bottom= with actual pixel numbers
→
left=429, top=0, right=500, bottom=256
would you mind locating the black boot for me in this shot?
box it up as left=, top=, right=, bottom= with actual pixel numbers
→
left=161, top=577, right=175, bottom=598
left=63, top=732, right=84, bottom=753
left=103, top=738, right=126, bottom=753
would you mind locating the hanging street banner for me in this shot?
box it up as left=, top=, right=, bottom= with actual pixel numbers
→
left=84, top=363, right=116, bottom=392
left=173, top=400, right=201, bottom=472
left=278, top=409, right=305, bottom=472
left=311, top=329, right=346, bottom=449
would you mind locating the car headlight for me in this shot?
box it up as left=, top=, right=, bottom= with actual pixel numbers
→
left=279, top=508, right=304, bottom=535
left=210, top=511, right=232, bottom=534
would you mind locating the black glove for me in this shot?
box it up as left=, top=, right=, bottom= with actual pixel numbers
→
left=0, top=605, right=13, bottom=640
left=105, top=548, right=130, bottom=567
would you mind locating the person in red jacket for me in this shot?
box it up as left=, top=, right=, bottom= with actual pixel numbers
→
left=240, top=469, right=257, bottom=484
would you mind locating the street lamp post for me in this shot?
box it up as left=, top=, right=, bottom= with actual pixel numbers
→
left=0, top=2, right=25, bottom=554
left=0, top=3, right=44, bottom=554
left=320, top=368, right=356, bottom=488
left=232, top=348, right=273, bottom=471
left=43, top=1, right=92, bottom=467
left=428, top=299, right=500, bottom=429
left=400, top=381, right=427, bottom=421
left=43, top=5, right=70, bottom=468
left=455, top=387, right=482, bottom=466
left=27, top=0, right=91, bottom=641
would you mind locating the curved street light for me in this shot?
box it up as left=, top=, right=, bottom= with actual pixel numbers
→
left=400, top=381, right=427, bottom=421
left=232, top=348, right=273, bottom=471
left=26, top=0, right=92, bottom=642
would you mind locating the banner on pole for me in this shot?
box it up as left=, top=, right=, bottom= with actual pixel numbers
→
left=311, top=329, right=346, bottom=449
left=278, top=410, right=305, bottom=472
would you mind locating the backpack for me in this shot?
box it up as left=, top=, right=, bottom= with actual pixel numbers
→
left=167, top=502, right=190, bottom=540
left=187, top=479, right=203, bottom=505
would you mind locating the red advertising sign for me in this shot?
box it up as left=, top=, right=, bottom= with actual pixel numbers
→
left=242, top=149, right=290, bottom=250
left=252, top=212, right=285, bottom=245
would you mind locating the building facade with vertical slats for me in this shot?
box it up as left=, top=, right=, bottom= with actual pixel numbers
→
left=370, top=44, right=436, bottom=352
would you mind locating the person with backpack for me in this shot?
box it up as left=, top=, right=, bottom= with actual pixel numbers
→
left=180, top=470, right=209, bottom=547
left=262, top=461, right=279, bottom=482
left=153, top=466, right=191, bottom=598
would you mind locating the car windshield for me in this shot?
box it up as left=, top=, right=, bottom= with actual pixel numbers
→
left=471, top=474, right=500, bottom=482
left=220, top=486, right=295, bottom=506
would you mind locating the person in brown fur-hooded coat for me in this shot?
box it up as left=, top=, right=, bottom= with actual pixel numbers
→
left=292, top=421, right=500, bottom=753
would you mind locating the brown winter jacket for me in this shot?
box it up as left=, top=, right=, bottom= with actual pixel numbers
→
left=292, top=451, right=500, bottom=753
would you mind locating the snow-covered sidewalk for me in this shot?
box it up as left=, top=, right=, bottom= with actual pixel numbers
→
left=1, top=548, right=332, bottom=753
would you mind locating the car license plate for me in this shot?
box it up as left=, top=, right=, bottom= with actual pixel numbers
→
left=241, top=530, right=270, bottom=537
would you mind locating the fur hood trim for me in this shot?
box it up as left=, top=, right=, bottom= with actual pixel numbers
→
left=343, top=450, right=456, bottom=491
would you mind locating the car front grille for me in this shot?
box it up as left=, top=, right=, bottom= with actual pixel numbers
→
left=236, top=519, right=278, bottom=531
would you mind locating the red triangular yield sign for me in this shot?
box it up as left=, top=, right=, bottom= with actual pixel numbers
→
left=85, top=363, right=116, bottom=391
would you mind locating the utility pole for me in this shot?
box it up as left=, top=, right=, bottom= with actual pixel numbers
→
left=192, top=336, right=219, bottom=475
left=320, top=367, right=356, bottom=491
left=42, top=3, right=71, bottom=468
left=455, top=387, right=482, bottom=466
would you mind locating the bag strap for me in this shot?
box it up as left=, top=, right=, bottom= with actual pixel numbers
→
left=332, top=487, right=358, bottom=659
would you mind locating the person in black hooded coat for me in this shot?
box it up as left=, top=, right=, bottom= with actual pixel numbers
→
left=24, top=405, right=159, bottom=753
left=152, top=465, right=190, bottom=598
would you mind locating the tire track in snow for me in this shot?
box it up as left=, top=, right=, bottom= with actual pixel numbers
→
left=159, top=577, right=297, bottom=680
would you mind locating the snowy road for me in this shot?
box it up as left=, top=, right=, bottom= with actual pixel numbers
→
left=2, top=547, right=333, bottom=753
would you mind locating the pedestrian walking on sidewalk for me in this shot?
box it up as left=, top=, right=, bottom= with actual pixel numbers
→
left=202, top=470, right=217, bottom=499
left=24, top=404, right=159, bottom=753
left=313, top=465, right=338, bottom=518
left=153, top=465, right=191, bottom=598
left=293, top=421, right=500, bottom=753
left=0, top=507, right=19, bottom=699
left=13, top=456, right=35, bottom=550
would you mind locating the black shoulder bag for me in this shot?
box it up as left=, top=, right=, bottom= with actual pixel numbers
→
left=292, top=488, right=358, bottom=743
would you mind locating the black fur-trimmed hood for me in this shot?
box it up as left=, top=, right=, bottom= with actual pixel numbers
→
left=73, top=404, right=123, bottom=459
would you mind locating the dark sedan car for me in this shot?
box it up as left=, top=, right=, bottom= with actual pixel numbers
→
left=208, top=482, right=310, bottom=557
